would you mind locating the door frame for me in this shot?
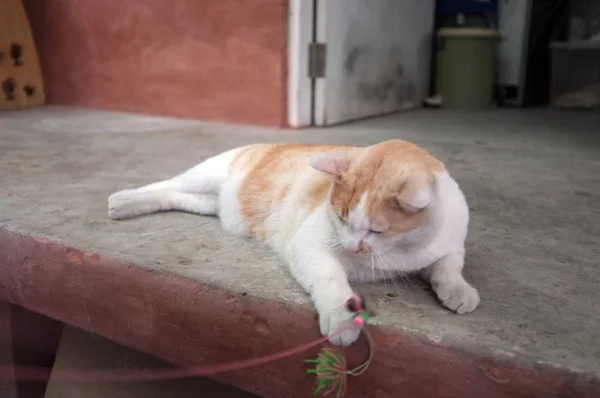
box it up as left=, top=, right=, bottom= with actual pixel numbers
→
left=286, top=0, right=315, bottom=128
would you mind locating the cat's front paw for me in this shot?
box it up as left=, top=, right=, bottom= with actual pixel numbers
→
left=317, top=299, right=362, bottom=347
left=434, top=281, right=480, bottom=314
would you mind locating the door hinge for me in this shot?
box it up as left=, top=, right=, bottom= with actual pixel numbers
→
left=308, top=42, right=326, bottom=78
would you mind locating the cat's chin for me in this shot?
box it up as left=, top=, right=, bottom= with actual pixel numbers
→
left=343, top=247, right=389, bottom=257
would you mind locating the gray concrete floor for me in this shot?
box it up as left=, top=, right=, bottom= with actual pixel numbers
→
left=1, top=106, right=599, bottom=376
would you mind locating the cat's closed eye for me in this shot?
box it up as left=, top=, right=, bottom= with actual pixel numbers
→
left=368, top=229, right=383, bottom=235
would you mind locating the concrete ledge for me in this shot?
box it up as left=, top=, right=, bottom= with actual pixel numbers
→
left=2, top=229, right=598, bottom=397
left=1, top=106, right=600, bottom=397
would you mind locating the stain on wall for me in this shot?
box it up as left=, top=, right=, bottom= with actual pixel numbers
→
left=343, top=44, right=419, bottom=112
left=320, top=0, right=435, bottom=125
left=23, top=0, right=288, bottom=126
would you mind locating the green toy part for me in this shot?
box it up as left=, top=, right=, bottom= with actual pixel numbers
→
left=306, top=347, right=348, bottom=397
left=305, top=312, right=372, bottom=397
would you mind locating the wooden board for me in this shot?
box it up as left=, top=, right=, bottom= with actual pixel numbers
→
left=44, top=325, right=257, bottom=398
left=0, top=302, right=17, bottom=398
left=0, top=0, right=45, bottom=111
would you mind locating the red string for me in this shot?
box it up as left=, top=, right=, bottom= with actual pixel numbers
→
left=0, top=315, right=365, bottom=383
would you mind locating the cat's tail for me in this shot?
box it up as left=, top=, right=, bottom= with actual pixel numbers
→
left=107, top=148, right=243, bottom=220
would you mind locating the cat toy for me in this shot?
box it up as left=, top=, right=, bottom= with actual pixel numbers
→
left=306, top=295, right=374, bottom=398
left=0, top=293, right=373, bottom=398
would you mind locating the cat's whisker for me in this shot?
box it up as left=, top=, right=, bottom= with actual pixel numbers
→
left=379, top=256, right=411, bottom=294
left=395, top=271, right=411, bottom=293
left=375, top=254, right=403, bottom=292
left=375, top=253, right=390, bottom=272
left=375, top=255, right=390, bottom=289
left=370, top=254, right=376, bottom=282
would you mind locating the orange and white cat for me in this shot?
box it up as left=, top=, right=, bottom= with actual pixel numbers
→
left=108, top=139, right=479, bottom=346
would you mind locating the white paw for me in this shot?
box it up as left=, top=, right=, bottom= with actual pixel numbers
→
left=108, top=189, right=138, bottom=220
left=317, top=299, right=362, bottom=347
left=434, top=282, right=480, bottom=314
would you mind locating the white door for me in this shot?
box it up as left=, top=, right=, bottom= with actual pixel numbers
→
left=288, top=0, right=436, bottom=127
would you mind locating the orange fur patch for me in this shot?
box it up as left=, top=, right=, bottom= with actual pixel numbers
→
left=235, top=144, right=341, bottom=238
left=234, top=140, right=445, bottom=240
left=331, top=140, right=444, bottom=234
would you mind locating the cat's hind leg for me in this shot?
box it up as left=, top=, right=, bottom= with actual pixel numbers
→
left=108, top=190, right=218, bottom=220
left=108, top=148, right=241, bottom=220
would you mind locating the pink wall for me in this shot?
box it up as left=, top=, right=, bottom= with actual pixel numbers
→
left=23, top=0, right=288, bottom=126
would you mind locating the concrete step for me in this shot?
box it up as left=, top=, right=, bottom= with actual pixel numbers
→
left=1, top=106, right=599, bottom=397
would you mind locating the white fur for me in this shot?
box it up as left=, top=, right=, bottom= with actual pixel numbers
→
left=108, top=148, right=240, bottom=220
left=108, top=146, right=479, bottom=346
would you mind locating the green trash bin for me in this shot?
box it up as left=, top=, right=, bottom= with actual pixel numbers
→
left=435, top=27, right=503, bottom=110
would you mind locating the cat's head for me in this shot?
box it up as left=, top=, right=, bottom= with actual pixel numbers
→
left=309, top=139, right=445, bottom=255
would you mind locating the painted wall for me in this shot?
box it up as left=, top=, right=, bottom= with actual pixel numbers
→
left=23, top=0, right=288, bottom=126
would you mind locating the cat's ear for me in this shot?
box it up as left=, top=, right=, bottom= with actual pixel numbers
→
left=395, top=173, right=434, bottom=213
left=308, top=149, right=357, bottom=175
